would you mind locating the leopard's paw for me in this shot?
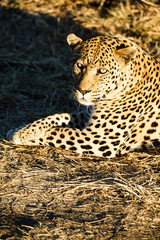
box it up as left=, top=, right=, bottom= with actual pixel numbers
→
left=7, top=128, right=23, bottom=144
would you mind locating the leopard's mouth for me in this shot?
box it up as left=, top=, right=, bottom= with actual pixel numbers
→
left=77, top=94, right=94, bottom=105
left=74, top=90, right=95, bottom=106
left=78, top=98, right=91, bottom=105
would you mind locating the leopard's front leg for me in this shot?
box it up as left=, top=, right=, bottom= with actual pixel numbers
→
left=7, top=113, right=72, bottom=145
left=7, top=110, right=91, bottom=145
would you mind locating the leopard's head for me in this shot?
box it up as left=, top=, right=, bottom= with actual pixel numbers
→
left=67, top=34, right=137, bottom=106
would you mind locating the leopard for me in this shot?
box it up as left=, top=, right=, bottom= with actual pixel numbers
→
left=7, top=33, right=160, bottom=158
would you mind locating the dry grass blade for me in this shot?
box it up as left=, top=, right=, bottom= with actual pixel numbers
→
left=137, top=0, right=159, bottom=7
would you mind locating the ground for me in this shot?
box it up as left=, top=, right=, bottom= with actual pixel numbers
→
left=0, top=0, right=160, bottom=239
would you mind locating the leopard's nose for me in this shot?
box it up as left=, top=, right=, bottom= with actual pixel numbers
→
left=78, top=87, right=91, bottom=95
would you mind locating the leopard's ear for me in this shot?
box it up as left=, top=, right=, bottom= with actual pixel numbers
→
left=113, top=46, right=137, bottom=65
left=67, top=33, right=83, bottom=50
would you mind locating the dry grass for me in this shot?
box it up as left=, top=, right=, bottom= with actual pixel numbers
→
left=0, top=0, right=160, bottom=239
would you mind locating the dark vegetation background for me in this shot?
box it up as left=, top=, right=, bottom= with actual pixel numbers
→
left=0, top=0, right=160, bottom=239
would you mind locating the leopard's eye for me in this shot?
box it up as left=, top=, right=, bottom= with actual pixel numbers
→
left=98, top=68, right=109, bottom=74
left=77, top=62, right=84, bottom=69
